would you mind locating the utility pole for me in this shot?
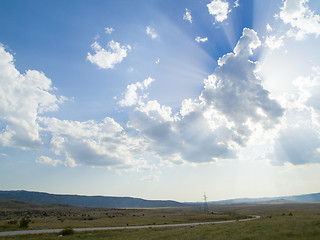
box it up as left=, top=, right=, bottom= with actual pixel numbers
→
left=203, top=192, right=208, bottom=213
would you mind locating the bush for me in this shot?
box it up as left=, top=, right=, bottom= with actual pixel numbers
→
left=59, top=228, right=74, bottom=236
left=19, top=217, right=31, bottom=228
left=7, top=220, right=18, bottom=225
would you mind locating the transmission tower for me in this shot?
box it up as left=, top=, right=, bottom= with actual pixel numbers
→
left=203, top=192, right=208, bottom=213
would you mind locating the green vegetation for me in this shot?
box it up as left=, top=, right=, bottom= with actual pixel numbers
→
left=58, top=228, right=74, bottom=236
left=18, top=218, right=30, bottom=228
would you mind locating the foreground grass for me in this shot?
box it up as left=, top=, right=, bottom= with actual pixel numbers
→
left=0, top=205, right=241, bottom=231
left=1, top=206, right=320, bottom=240
left=1, top=203, right=320, bottom=239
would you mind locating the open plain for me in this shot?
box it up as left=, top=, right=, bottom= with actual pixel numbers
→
left=1, top=200, right=320, bottom=239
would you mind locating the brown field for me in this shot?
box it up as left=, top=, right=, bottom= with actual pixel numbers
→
left=0, top=199, right=245, bottom=231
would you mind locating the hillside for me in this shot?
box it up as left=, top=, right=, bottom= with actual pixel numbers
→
left=0, top=190, right=185, bottom=208
left=0, top=199, right=70, bottom=210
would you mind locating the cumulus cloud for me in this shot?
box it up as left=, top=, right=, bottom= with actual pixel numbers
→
left=293, top=68, right=320, bottom=123
left=120, top=28, right=285, bottom=164
left=207, top=0, right=230, bottom=23
left=105, top=27, right=114, bottom=34
left=280, top=0, right=320, bottom=39
left=267, top=67, right=320, bottom=166
left=0, top=44, right=64, bottom=150
left=36, top=155, right=62, bottom=167
left=265, top=35, right=284, bottom=50
left=201, top=28, right=284, bottom=134
left=87, top=40, right=131, bottom=69
left=146, top=26, right=158, bottom=39
left=0, top=27, right=290, bottom=169
left=0, top=43, right=148, bottom=169
left=128, top=100, right=236, bottom=164
left=118, top=77, right=154, bottom=107
left=195, top=36, right=208, bottom=43
left=183, top=8, right=192, bottom=23
left=40, top=117, right=147, bottom=168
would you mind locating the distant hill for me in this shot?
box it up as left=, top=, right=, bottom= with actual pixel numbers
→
left=0, top=190, right=185, bottom=208
left=208, top=192, right=320, bottom=205
left=2, top=190, right=319, bottom=208
left=0, top=199, right=76, bottom=210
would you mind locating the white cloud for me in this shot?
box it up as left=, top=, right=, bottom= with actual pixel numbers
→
left=232, top=28, right=262, bottom=56
left=104, top=27, right=114, bottom=34
left=183, top=8, right=192, bottom=23
left=195, top=36, right=208, bottom=43
left=146, top=26, right=158, bottom=39
left=40, top=117, right=147, bottom=169
left=137, top=100, right=174, bottom=122
left=118, top=79, right=236, bottom=164
left=280, top=0, right=320, bottom=39
left=180, top=98, right=200, bottom=117
left=293, top=68, right=320, bottom=124
left=0, top=27, right=293, bottom=169
left=207, top=0, right=230, bottom=23
left=155, top=58, right=160, bottom=64
left=0, top=44, right=64, bottom=150
left=201, top=28, right=284, bottom=134
left=265, top=35, right=284, bottom=50
left=87, top=40, right=131, bottom=69
left=266, top=23, right=273, bottom=32
left=264, top=66, right=320, bottom=166
left=36, top=155, right=62, bottom=167
left=128, top=99, right=236, bottom=163
left=118, top=77, right=154, bottom=107
left=234, top=0, right=240, bottom=8
left=105, top=27, right=115, bottom=34
left=122, top=29, right=284, bottom=164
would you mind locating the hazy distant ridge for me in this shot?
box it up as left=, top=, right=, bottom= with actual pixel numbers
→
left=209, top=192, right=320, bottom=204
left=0, top=190, right=184, bottom=208
left=1, top=191, right=320, bottom=208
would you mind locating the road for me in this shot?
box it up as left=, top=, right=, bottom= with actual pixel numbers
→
left=0, top=216, right=260, bottom=237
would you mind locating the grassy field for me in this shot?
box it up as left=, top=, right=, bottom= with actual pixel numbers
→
left=0, top=200, right=242, bottom=231
left=1, top=201, right=320, bottom=239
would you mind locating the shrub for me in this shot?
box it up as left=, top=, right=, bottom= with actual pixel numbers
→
left=59, top=228, right=74, bottom=236
left=19, top=217, right=31, bottom=228
left=7, top=220, right=18, bottom=225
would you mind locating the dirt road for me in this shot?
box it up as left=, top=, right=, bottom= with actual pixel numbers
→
left=0, top=216, right=260, bottom=237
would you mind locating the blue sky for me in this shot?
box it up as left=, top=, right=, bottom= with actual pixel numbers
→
left=1, top=0, right=320, bottom=202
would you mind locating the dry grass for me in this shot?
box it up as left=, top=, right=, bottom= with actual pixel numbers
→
left=1, top=202, right=320, bottom=239
left=0, top=200, right=241, bottom=231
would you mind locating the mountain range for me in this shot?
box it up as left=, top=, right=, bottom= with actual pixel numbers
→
left=207, top=192, right=320, bottom=205
left=1, top=190, right=320, bottom=208
left=0, top=190, right=184, bottom=208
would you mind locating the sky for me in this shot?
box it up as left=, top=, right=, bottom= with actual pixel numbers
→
left=1, top=0, right=320, bottom=202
